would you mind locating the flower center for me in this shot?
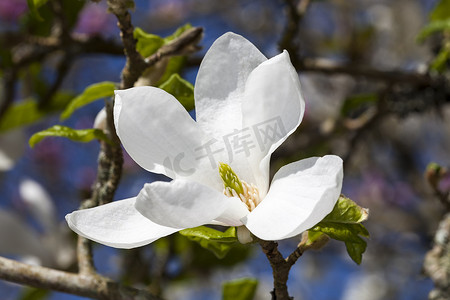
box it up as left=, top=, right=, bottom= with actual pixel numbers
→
left=218, top=162, right=261, bottom=211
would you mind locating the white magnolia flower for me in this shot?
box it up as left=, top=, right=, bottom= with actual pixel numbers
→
left=20, top=179, right=57, bottom=232
left=66, top=32, right=343, bottom=248
left=0, top=179, right=75, bottom=268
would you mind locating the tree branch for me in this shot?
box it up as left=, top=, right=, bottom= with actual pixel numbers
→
left=49, top=0, right=70, bottom=43
left=258, top=240, right=293, bottom=300
left=0, top=68, right=17, bottom=121
left=297, top=57, right=436, bottom=85
left=285, top=246, right=304, bottom=268
left=258, top=232, right=331, bottom=299
left=279, top=0, right=311, bottom=68
left=0, top=256, right=162, bottom=300
left=39, top=51, right=74, bottom=109
left=107, top=0, right=147, bottom=89
left=145, top=27, right=203, bottom=67
left=77, top=198, right=99, bottom=275
left=424, top=213, right=450, bottom=300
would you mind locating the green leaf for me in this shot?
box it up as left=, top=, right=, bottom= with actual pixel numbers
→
left=307, top=230, right=325, bottom=243
left=430, top=44, right=450, bottom=72
left=156, top=56, right=187, bottom=85
left=134, top=24, right=193, bottom=58
left=345, top=240, right=367, bottom=265
left=19, top=287, right=49, bottom=300
left=311, top=222, right=368, bottom=243
left=321, top=195, right=369, bottom=224
left=417, top=19, right=450, bottom=42
left=23, top=0, right=54, bottom=36
left=309, top=195, right=369, bottom=264
left=179, top=226, right=238, bottom=259
left=27, top=0, right=48, bottom=21
left=159, top=74, right=194, bottom=111
left=0, top=93, right=73, bottom=133
left=62, top=0, right=86, bottom=30
left=222, top=278, right=258, bottom=300
left=165, top=23, right=193, bottom=42
left=134, top=28, right=165, bottom=58
left=430, top=0, right=450, bottom=21
left=341, top=93, right=377, bottom=117
left=0, top=48, right=13, bottom=68
left=303, top=231, right=328, bottom=248
left=29, top=125, right=110, bottom=148
left=0, top=100, right=44, bottom=132
left=60, top=82, right=116, bottom=120
left=180, top=226, right=238, bottom=242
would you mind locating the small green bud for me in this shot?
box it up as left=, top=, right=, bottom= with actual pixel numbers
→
left=426, top=162, right=446, bottom=189
left=219, top=162, right=244, bottom=195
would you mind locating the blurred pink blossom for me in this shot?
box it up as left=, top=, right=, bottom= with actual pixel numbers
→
left=74, top=2, right=116, bottom=37
left=0, top=0, right=27, bottom=23
left=0, top=179, right=75, bottom=268
left=438, top=172, right=450, bottom=193
left=75, top=166, right=96, bottom=191
left=152, top=0, right=188, bottom=21
left=31, top=138, right=63, bottom=171
left=355, top=171, right=417, bottom=207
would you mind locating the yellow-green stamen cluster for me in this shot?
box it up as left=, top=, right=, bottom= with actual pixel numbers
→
left=219, top=162, right=261, bottom=211
left=219, top=162, right=244, bottom=195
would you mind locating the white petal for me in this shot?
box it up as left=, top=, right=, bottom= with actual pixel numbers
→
left=135, top=179, right=245, bottom=228
left=213, top=198, right=249, bottom=226
left=66, top=198, right=179, bottom=249
left=114, top=86, right=221, bottom=190
left=242, top=51, right=305, bottom=194
left=243, top=155, right=343, bottom=240
left=194, top=32, right=267, bottom=139
left=93, top=107, right=107, bottom=130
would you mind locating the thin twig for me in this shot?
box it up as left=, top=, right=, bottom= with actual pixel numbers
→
left=285, top=246, right=304, bottom=268
left=77, top=236, right=96, bottom=275
left=39, top=52, right=74, bottom=109
left=49, top=0, right=70, bottom=42
left=435, top=191, right=450, bottom=212
left=0, top=69, right=17, bottom=121
left=0, top=256, right=162, bottom=300
left=145, top=27, right=203, bottom=67
left=279, top=0, right=302, bottom=66
left=279, top=0, right=311, bottom=67
left=341, top=89, right=387, bottom=168
left=297, top=57, right=436, bottom=85
left=426, top=165, right=450, bottom=212
left=74, top=35, right=124, bottom=56
left=258, top=233, right=330, bottom=299
left=0, top=32, right=125, bottom=59
left=76, top=198, right=98, bottom=275
left=297, top=0, right=311, bottom=16
left=149, top=236, right=176, bottom=296
left=79, top=106, right=122, bottom=287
